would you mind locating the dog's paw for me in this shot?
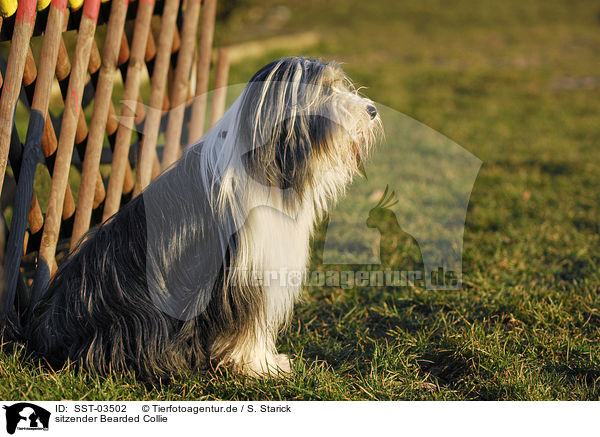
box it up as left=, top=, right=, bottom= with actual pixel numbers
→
left=238, top=354, right=292, bottom=378
left=273, top=353, right=292, bottom=375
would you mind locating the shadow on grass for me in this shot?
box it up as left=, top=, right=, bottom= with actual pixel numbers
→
left=416, top=347, right=475, bottom=389
left=544, top=364, right=600, bottom=387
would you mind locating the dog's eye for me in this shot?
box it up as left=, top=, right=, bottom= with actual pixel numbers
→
left=366, top=105, right=377, bottom=119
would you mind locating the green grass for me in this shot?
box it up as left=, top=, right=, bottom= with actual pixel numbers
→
left=2, top=0, right=600, bottom=400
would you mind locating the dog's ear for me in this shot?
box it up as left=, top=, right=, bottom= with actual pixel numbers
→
left=240, top=110, right=313, bottom=193
left=248, top=112, right=342, bottom=194
left=273, top=114, right=314, bottom=191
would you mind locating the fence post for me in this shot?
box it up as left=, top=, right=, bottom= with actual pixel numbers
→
left=0, top=0, right=36, bottom=204
left=70, top=0, right=129, bottom=247
left=134, top=0, right=180, bottom=196
left=161, top=0, right=201, bottom=170
left=209, top=47, right=229, bottom=127
left=34, top=0, right=102, bottom=299
left=188, top=0, right=216, bottom=144
left=102, top=0, right=155, bottom=221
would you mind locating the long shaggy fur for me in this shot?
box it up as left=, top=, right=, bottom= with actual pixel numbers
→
left=20, top=57, right=380, bottom=379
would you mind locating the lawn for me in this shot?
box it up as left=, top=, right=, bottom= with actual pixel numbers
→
left=1, top=0, right=599, bottom=400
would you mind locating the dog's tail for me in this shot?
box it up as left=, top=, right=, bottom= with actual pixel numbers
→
left=0, top=223, right=25, bottom=346
left=0, top=311, right=22, bottom=344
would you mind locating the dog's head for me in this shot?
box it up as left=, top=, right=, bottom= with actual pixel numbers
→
left=236, top=57, right=381, bottom=203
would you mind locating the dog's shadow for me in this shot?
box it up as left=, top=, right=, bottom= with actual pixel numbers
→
left=311, top=186, right=425, bottom=274
left=290, top=283, right=478, bottom=393
left=291, top=192, right=474, bottom=388
left=293, top=207, right=430, bottom=375
left=290, top=289, right=477, bottom=391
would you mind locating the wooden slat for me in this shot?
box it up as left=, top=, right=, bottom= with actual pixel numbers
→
left=188, top=0, right=216, bottom=143
left=161, top=0, right=200, bottom=169
left=102, top=0, right=155, bottom=220
left=1, top=0, right=68, bottom=315
left=36, top=0, right=101, bottom=286
left=134, top=0, right=180, bottom=195
left=70, top=0, right=129, bottom=247
left=209, top=47, right=229, bottom=127
left=0, top=0, right=36, bottom=203
left=17, top=49, right=44, bottom=233
left=23, top=48, right=76, bottom=224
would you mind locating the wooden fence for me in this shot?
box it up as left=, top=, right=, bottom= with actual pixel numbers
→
left=0, top=0, right=229, bottom=316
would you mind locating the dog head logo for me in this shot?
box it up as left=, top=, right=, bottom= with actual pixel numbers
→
left=3, top=403, right=50, bottom=435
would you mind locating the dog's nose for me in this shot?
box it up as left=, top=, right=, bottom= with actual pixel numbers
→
left=366, top=104, right=377, bottom=119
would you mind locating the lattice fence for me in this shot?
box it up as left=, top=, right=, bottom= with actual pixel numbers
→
left=0, top=0, right=229, bottom=315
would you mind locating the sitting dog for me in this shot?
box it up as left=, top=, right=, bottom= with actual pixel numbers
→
left=26, top=57, right=380, bottom=378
